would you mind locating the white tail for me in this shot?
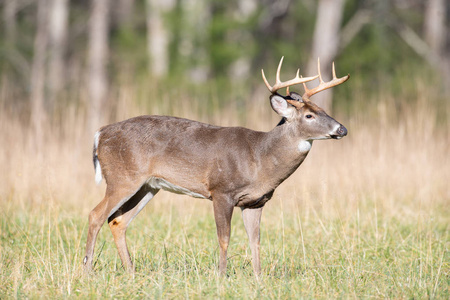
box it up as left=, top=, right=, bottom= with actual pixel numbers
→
left=84, top=57, right=349, bottom=276
left=93, top=131, right=102, bottom=185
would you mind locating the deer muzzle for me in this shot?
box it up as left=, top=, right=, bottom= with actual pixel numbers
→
left=331, top=125, right=347, bottom=139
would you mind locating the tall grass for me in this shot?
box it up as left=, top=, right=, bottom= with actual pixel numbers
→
left=0, top=75, right=448, bottom=298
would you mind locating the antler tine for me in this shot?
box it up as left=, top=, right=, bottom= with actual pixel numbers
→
left=261, top=57, right=319, bottom=94
left=317, top=58, right=324, bottom=83
left=332, top=61, right=336, bottom=79
left=302, top=58, right=350, bottom=101
left=261, top=69, right=272, bottom=91
left=286, top=69, right=301, bottom=95
left=275, top=56, right=284, bottom=85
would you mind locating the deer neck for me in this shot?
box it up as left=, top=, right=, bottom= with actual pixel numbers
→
left=257, top=121, right=312, bottom=184
left=271, top=119, right=312, bottom=152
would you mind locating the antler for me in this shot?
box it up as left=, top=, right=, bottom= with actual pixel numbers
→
left=302, top=58, right=349, bottom=101
left=261, top=57, right=319, bottom=94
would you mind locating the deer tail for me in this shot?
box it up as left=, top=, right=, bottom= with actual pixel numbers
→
left=93, top=131, right=103, bottom=185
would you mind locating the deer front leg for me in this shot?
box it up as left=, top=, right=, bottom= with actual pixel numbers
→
left=241, top=206, right=263, bottom=277
left=212, top=197, right=234, bottom=276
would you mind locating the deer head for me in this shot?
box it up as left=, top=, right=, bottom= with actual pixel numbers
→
left=262, top=57, right=349, bottom=141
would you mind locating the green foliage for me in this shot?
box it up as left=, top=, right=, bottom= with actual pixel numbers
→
left=0, top=0, right=446, bottom=117
left=111, top=26, right=149, bottom=80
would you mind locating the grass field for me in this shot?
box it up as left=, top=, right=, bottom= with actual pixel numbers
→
left=0, top=80, right=449, bottom=298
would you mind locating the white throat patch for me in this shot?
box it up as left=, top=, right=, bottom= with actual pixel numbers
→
left=298, top=140, right=312, bottom=153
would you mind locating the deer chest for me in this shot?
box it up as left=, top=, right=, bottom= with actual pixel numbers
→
left=235, top=190, right=274, bottom=209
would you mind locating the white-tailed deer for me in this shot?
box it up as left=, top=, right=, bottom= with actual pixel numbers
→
left=84, top=57, right=349, bottom=276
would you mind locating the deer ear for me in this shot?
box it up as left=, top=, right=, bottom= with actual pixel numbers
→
left=288, top=91, right=303, bottom=102
left=270, top=95, right=295, bottom=119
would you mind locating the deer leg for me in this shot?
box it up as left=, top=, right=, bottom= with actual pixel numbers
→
left=108, top=186, right=159, bottom=272
left=212, top=197, right=234, bottom=276
left=84, top=183, right=144, bottom=272
left=241, top=206, right=263, bottom=277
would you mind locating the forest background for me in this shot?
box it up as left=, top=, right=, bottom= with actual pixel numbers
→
left=0, top=0, right=449, bottom=298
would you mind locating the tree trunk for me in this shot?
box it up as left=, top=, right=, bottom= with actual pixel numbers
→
left=117, top=0, right=135, bottom=28
left=48, top=0, right=69, bottom=111
left=30, top=0, right=49, bottom=149
left=424, top=0, right=445, bottom=56
left=3, top=0, right=18, bottom=44
left=424, top=0, right=449, bottom=89
left=307, top=0, right=345, bottom=112
left=229, top=0, right=257, bottom=81
left=88, top=0, right=110, bottom=134
left=146, top=0, right=175, bottom=77
left=180, top=0, right=211, bottom=82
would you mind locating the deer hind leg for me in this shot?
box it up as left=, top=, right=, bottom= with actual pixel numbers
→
left=241, top=206, right=263, bottom=277
left=108, top=185, right=159, bottom=272
left=84, top=182, right=147, bottom=272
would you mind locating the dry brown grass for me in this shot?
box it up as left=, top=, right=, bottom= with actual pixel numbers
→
left=1, top=79, right=448, bottom=216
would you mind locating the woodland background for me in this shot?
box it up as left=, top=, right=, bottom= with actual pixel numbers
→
left=1, top=0, right=449, bottom=135
left=0, top=0, right=449, bottom=298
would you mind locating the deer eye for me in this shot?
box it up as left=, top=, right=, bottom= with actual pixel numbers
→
left=305, top=114, right=313, bottom=119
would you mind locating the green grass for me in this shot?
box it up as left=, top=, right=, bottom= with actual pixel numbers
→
left=1, top=191, right=448, bottom=298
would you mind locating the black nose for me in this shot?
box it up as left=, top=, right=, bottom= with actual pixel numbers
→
left=337, top=125, right=347, bottom=136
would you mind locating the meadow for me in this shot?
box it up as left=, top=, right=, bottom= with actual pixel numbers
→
left=0, top=75, right=449, bottom=298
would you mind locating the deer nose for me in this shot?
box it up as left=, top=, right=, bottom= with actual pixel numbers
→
left=337, top=125, right=347, bottom=136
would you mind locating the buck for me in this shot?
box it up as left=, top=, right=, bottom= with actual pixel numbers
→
left=84, top=57, right=349, bottom=276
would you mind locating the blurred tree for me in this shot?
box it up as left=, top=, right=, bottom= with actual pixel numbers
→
left=146, top=0, right=175, bottom=77
left=87, top=0, right=110, bottom=134
left=48, top=0, right=69, bottom=111
left=117, top=0, right=135, bottom=28
left=306, top=0, right=346, bottom=112
left=424, top=0, right=446, bottom=56
left=229, top=0, right=257, bottom=81
left=30, top=0, right=49, bottom=148
left=392, top=0, right=449, bottom=88
left=1, top=0, right=449, bottom=125
left=3, top=0, right=18, bottom=45
left=208, top=1, right=235, bottom=76
left=178, top=0, right=211, bottom=82
left=424, top=0, right=449, bottom=87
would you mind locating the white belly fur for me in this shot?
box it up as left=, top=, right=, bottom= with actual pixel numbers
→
left=147, top=177, right=207, bottom=199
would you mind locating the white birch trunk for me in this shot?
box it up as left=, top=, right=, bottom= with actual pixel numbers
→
left=424, top=0, right=449, bottom=88
left=30, top=0, right=49, bottom=147
left=229, top=0, right=257, bottom=81
left=424, top=0, right=445, bottom=56
left=146, top=0, right=175, bottom=77
left=180, top=0, right=211, bottom=82
left=48, top=0, right=69, bottom=109
left=88, top=0, right=110, bottom=133
left=117, top=0, right=135, bottom=28
left=307, top=0, right=345, bottom=112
